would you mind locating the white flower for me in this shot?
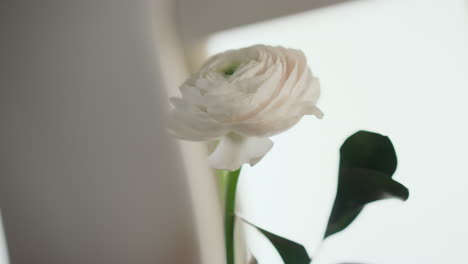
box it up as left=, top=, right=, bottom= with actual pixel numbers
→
left=167, top=45, right=323, bottom=171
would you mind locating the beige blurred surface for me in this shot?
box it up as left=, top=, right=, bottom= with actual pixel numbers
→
left=0, top=1, right=213, bottom=263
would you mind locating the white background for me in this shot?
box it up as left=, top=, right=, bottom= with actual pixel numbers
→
left=207, top=0, right=468, bottom=263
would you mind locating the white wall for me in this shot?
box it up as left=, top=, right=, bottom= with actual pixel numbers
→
left=0, top=1, right=219, bottom=263
left=206, top=0, right=468, bottom=263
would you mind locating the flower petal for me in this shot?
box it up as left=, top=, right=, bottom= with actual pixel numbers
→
left=208, top=133, right=273, bottom=171
left=231, top=101, right=323, bottom=137
left=167, top=98, right=227, bottom=141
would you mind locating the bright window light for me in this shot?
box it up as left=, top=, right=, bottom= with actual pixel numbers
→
left=206, top=0, right=468, bottom=263
left=0, top=212, right=9, bottom=264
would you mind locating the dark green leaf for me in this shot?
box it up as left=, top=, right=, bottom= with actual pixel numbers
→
left=243, top=220, right=311, bottom=264
left=324, top=131, right=409, bottom=239
left=339, top=130, right=397, bottom=175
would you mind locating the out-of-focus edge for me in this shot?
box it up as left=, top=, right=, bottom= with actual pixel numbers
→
left=149, top=1, right=225, bottom=264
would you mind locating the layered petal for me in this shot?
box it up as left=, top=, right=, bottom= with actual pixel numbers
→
left=167, top=98, right=227, bottom=141
left=167, top=44, right=323, bottom=169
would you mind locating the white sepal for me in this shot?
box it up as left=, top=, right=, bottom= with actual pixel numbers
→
left=208, top=133, right=273, bottom=171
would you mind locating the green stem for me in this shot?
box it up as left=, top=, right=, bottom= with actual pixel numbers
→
left=224, top=168, right=242, bottom=264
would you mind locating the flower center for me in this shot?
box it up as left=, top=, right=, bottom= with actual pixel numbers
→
left=221, top=63, right=240, bottom=76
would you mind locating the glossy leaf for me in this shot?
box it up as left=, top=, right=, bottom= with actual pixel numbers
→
left=243, top=220, right=311, bottom=264
left=324, top=131, right=409, bottom=238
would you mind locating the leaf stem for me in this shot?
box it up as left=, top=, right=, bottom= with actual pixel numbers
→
left=224, top=168, right=242, bottom=264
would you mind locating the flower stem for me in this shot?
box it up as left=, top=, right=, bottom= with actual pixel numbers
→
left=224, top=168, right=241, bottom=264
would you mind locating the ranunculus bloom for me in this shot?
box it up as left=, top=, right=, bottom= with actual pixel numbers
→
left=167, top=45, right=323, bottom=171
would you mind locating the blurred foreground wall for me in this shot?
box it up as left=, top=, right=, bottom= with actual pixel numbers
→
left=0, top=1, right=202, bottom=263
